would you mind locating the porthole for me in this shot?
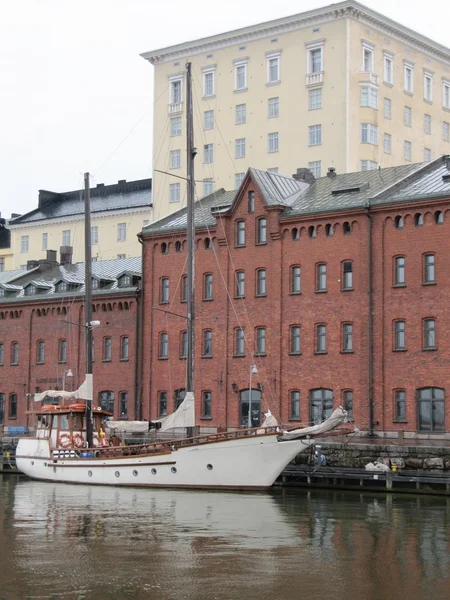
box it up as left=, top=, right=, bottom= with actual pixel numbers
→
left=115, top=471, right=120, bottom=478
left=171, top=467, right=177, bottom=474
left=151, top=468, right=157, bottom=475
left=88, top=470, right=93, bottom=477
left=53, top=467, right=57, bottom=473
left=207, top=464, right=213, bottom=470
left=31, top=461, right=34, bottom=466
left=133, top=470, right=138, bottom=476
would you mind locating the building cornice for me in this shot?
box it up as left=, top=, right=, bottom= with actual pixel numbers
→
left=140, top=1, right=450, bottom=68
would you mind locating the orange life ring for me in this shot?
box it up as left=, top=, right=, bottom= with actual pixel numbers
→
left=69, top=404, right=85, bottom=409
left=72, top=433, right=85, bottom=448
left=58, top=433, right=72, bottom=448
left=42, top=405, right=57, bottom=410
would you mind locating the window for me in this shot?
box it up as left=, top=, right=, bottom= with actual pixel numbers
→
left=290, top=391, right=300, bottom=419
left=170, top=116, right=182, bottom=136
left=21, top=235, right=29, bottom=253
left=384, top=54, right=393, bottom=84
left=91, top=226, right=98, bottom=245
left=361, top=123, right=378, bottom=144
left=236, top=220, right=246, bottom=246
left=256, top=269, right=266, bottom=296
left=435, top=210, right=444, bottom=224
left=384, top=133, right=392, bottom=154
left=257, top=218, right=267, bottom=244
left=309, top=226, right=317, bottom=239
left=267, top=53, right=280, bottom=83
left=290, top=326, right=301, bottom=354
left=423, top=319, right=436, bottom=349
left=360, top=86, right=377, bottom=108
left=119, top=392, right=128, bottom=418
left=268, top=97, right=279, bottom=118
left=424, top=72, right=433, bottom=102
left=235, top=328, right=245, bottom=355
left=394, top=390, right=406, bottom=421
left=42, top=232, right=48, bottom=250
left=308, top=161, right=321, bottom=178
left=256, top=327, right=266, bottom=354
left=362, top=45, right=374, bottom=72
left=394, top=320, right=406, bottom=350
left=203, top=330, right=213, bottom=357
left=384, top=97, right=391, bottom=119
left=25, top=284, right=36, bottom=296
left=235, top=173, right=245, bottom=189
left=170, top=79, right=182, bottom=104
left=424, top=114, right=431, bottom=134
left=160, top=277, right=169, bottom=303
left=235, top=103, right=246, bottom=124
left=0, top=393, right=4, bottom=424
left=316, top=324, right=327, bottom=353
left=309, top=125, right=322, bottom=146
left=117, top=223, right=127, bottom=242
left=103, top=337, right=111, bottom=361
left=9, top=393, right=17, bottom=419
left=444, top=122, right=450, bottom=142
left=203, top=273, right=213, bottom=300
left=424, top=148, right=431, bottom=162
left=204, top=109, right=214, bottom=130
left=423, top=254, right=435, bottom=283
left=159, top=333, right=168, bottom=358
left=120, top=336, right=129, bottom=360
left=37, top=340, right=45, bottom=364
left=404, top=63, right=414, bottom=93
left=291, top=266, right=301, bottom=294
left=267, top=167, right=278, bottom=174
left=395, top=215, right=404, bottom=229
left=181, top=275, right=187, bottom=303
left=316, top=263, right=327, bottom=291
left=404, top=140, right=412, bottom=161
left=325, top=224, right=333, bottom=236
left=418, top=387, right=444, bottom=432
left=444, top=81, right=450, bottom=109
left=0, top=343, right=3, bottom=365
left=248, top=191, right=255, bottom=214
left=268, top=132, right=279, bottom=153
left=342, top=323, right=353, bottom=352
left=234, top=61, right=247, bottom=90
left=202, top=391, right=212, bottom=418
left=158, top=391, right=167, bottom=417
left=394, top=256, right=405, bottom=285
left=62, top=230, right=70, bottom=246
left=0, top=258, right=4, bottom=272
left=203, top=143, right=213, bottom=164
left=360, top=160, right=378, bottom=171
left=415, top=213, right=424, bottom=227
left=11, top=342, right=19, bottom=365
left=179, top=331, right=188, bottom=358
left=309, top=88, right=322, bottom=110
left=170, top=149, right=181, bottom=169
left=310, top=388, right=333, bottom=424
left=169, top=183, right=181, bottom=203
left=342, top=261, right=353, bottom=290
left=203, top=179, right=214, bottom=196
left=235, top=138, right=246, bottom=159
left=100, top=391, right=114, bottom=414
left=343, top=390, right=354, bottom=420
left=404, top=106, right=412, bottom=127
left=307, top=46, right=323, bottom=74
left=203, top=70, right=214, bottom=97
left=235, top=271, right=245, bottom=298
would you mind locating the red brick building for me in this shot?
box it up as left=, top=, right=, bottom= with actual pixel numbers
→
left=141, top=156, right=450, bottom=438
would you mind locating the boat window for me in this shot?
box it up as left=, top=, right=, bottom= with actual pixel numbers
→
left=60, top=415, right=69, bottom=430
left=38, top=415, right=51, bottom=429
left=72, top=415, right=83, bottom=431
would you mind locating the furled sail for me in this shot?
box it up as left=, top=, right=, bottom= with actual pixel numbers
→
left=280, top=406, right=348, bottom=440
left=33, top=374, right=93, bottom=403
left=156, top=391, right=195, bottom=432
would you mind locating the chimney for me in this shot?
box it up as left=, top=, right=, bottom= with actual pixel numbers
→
left=327, top=167, right=337, bottom=179
left=118, top=179, right=126, bottom=184
left=11, top=213, right=21, bottom=219
left=60, top=246, right=73, bottom=265
left=96, top=183, right=105, bottom=188
left=27, top=260, right=39, bottom=270
left=292, top=168, right=315, bottom=184
left=46, top=249, right=57, bottom=263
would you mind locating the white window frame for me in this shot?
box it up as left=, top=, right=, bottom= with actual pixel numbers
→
left=91, top=226, right=99, bottom=245
left=306, top=41, right=324, bottom=74
left=235, top=173, right=245, bottom=189
left=309, top=88, right=322, bottom=110
left=384, top=133, right=391, bottom=154
left=235, top=103, right=246, bottom=125
left=203, top=143, right=214, bottom=164
left=204, top=110, right=214, bottom=130
left=117, top=223, right=127, bottom=242
left=384, top=52, right=394, bottom=84
left=361, top=41, right=375, bottom=73
left=62, top=230, right=70, bottom=246
left=360, top=86, right=378, bottom=108
left=424, top=71, right=433, bottom=102
left=268, top=97, right=279, bottom=118
left=360, top=123, right=378, bottom=145
left=444, top=121, right=450, bottom=142
left=308, top=161, right=321, bottom=178
left=42, top=232, right=48, bottom=251
left=360, top=160, right=378, bottom=171
left=404, top=61, right=414, bottom=93
left=267, top=168, right=278, bottom=175
left=266, top=51, right=280, bottom=84
left=268, top=132, right=279, bottom=153
left=384, top=97, right=391, bottom=119
left=424, top=114, right=431, bottom=135
left=235, top=138, right=246, bottom=159
left=169, top=76, right=183, bottom=105
left=443, top=79, right=450, bottom=109
left=170, top=149, right=181, bottom=169
left=308, top=124, right=322, bottom=146
left=20, top=235, right=29, bottom=253
left=424, top=148, right=431, bottom=162
left=170, top=116, right=182, bottom=136
left=404, top=140, right=412, bottom=161
left=234, top=59, right=248, bottom=91
left=404, top=106, right=412, bottom=127
left=202, top=67, right=215, bottom=98
left=203, top=178, right=214, bottom=196
left=169, top=183, right=181, bottom=203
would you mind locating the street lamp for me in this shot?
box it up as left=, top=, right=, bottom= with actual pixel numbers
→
left=248, top=364, right=258, bottom=429
left=62, top=368, right=73, bottom=392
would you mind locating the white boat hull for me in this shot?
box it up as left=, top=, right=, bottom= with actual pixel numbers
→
left=16, top=433, right=312, bottom=490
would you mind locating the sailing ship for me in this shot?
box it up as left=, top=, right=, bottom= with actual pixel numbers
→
left=15, top=63, right=353, bottom=489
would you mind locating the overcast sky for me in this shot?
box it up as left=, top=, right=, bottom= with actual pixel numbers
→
left=1, top=0, right=448, bottom=218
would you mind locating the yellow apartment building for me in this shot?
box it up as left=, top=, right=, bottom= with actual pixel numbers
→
left=142, top=0, right=450, bottom=219
left=8, top=178, right=152, bottom=269
left=0, top=216, right=13, bottom=272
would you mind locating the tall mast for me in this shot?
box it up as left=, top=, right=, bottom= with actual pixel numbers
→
left=186, top=62, right=196, bottom=394
left=84, top=172, right=94, bottom=448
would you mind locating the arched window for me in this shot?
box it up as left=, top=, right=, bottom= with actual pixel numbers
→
left=325, top=224, right=334, bottom=236
left=308, top=225, right=317, bottom=239
left=119, top=392, right=128, bottom=418
left=235, top=270, right=245, bottom=298
left=292, top=228, right=300, bottom=241
left=161, top=242, right=168, bottom=254
left=257, top=218, right=267, bottom=244
left=174, top=389, right=186, bottom=409
left=239, top=388, right=261, bottom=427
left=180, top=275, right=187, bottom=303
left=203, top=273, right=213, bottom=300
left=316, top=263, right=327, bottom=291
left=343, top=390, right=353, bottom=420
left=290, top=325, right=301, bottom=354
left=99, top=391, right=114, bottom=414
left=256, top=269, right=266, bottom=296
left=310, top=388, right=333, bottom=424
left=236, top=220, right=246, bottom=247
left=202, top=330, right=213, bottom=357
left=179, top=331, right=188, bottom=358
left=158, top=391, right=167, bottom=417
left=435, top=211, right=444, bottom=224
left=204, top=238, right=212, bottom=249
left=11, top=342, right=19, bottom=365
left=36, top=340, right=45, bottom=364
left=175, top=241, right=182, bottom=252
left=417, top=387, right=445, bottom=432
left=248, top=191, right=255, bottom=214
left=394, top=389, right=406, bottom=421
left=120, top=336, right=129, bottom=360
left=290, top=266, right=301, bottom=294
left=343, top=221, right=351, bottom=235
left=414, top=213, right=423, bottom=226
left=395, top=215, right=404, bottom=229
left=159, top=333, right=168, bottom=359
left=290, top=390, right=300, bottom=420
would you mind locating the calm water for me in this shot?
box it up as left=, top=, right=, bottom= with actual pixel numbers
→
left=1, top=476, right=450, bottom=600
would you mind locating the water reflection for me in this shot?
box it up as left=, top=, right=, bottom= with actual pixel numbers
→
left=1, top=476, right=450, bottom=600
